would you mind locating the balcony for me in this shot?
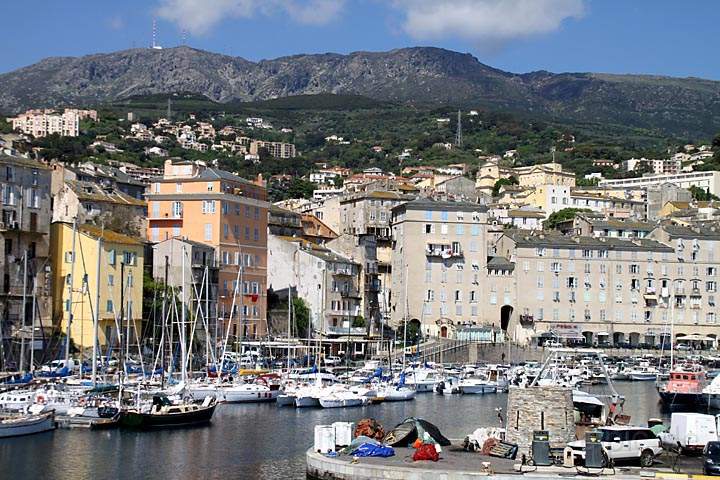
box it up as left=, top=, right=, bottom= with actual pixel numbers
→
left=426, top=243, right=462, bottom=259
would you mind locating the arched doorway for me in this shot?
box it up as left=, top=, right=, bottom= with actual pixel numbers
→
left=613, top=332, right=625, bottom=345
left=629, top=332, right=640, bottom=347
left=500, top=305, right=513, bottom=331
left=440, top=325, right=448, bottom=338
left=582, top=331, right=594, bottom=346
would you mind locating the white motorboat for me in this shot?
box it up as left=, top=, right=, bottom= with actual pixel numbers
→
left=378, top=385, right=415, bottom=402
left=459, top=377, right=496, bottom=394
left=0, top=390, right=35, bottom=411
left=626, top=364, right=659, bottom=382
left=703, top=374, right=720, bottom=409
left=294, top=385, right=323, bottom=408
left=318, top=389, right=367, bottom=408
left=403, top=368, right=441, bottom=393
left=435, top=376, right=461, bottom=395
left=0, top=409, right=56, bottom=438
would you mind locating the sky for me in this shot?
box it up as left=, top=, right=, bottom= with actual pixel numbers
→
left=3, top=0, right=720, bottom=79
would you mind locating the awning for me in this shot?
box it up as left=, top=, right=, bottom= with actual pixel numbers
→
left=596, top=332, right=609, bottom=336
left=677, top=334, right=715, bottom=342
left=644, top=294, right=658, bottom=300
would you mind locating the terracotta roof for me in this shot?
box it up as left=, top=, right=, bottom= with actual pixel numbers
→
left=79, top=224, right=143, bottom=245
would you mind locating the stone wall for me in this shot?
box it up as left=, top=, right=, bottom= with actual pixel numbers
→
left=504, top=386, right=575, bottom=454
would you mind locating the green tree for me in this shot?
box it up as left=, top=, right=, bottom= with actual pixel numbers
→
left=492, top=176, right=518, bottom=197
left=292, top=297, right=310, bottom=338
left=286, top=177, right=316, bottom=199
left=352, top=315, right=365, bottom=328
left=544, top=208, right=591, bottom=230
left=689, top=185, right=720, bottom=202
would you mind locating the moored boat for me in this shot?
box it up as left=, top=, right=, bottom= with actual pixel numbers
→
left=0, top=410, right=56, bottom=438
left=658, top=370, right=706, bottom=407
left=120, top=395, right=217, bottom=429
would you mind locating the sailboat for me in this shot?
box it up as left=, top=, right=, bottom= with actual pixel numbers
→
left=120, top=394, right=217, bottom=429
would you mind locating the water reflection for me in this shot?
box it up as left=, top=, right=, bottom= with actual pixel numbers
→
left=0, top=382, right=671, bottom=480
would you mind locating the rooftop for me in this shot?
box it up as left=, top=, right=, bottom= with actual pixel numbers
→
left=392, top=197, right=488, bottom=214
left=78, top=223, right=143, bottom=245
left=503, top=230, right=674, bottom=252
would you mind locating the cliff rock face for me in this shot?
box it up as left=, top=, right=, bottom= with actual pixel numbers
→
left=2, top=46, right=719, bottom=135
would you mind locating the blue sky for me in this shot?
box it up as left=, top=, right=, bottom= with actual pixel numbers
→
left=3, top=0, right=719, bottom=79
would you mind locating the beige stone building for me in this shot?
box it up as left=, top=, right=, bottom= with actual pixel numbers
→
left=494, top=226, right=720, bottom=346
left=390, top=199, right=505, bottom=338
left=515, top=162, right=576, bottom=189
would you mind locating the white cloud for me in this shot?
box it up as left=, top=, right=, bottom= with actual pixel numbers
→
left=156, top=0, right=345, bottom=35
left=392, top=0, right=585, bottom=44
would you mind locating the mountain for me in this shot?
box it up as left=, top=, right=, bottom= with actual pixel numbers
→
left=1, top=46, right=719, bottom=137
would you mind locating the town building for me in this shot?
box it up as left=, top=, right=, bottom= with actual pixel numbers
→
left=146, top=159, right=269, bottom=338
left=599, top=171, right=720, bottom=196
left=494, top=226, right=720, bottom=346
left=50, top=223, right=144, bottom=348
left=0, top=155, right=52, bottom=367
left=514, top=163, right=576, bottom=189
left=646, top=183, right=693, bottom=221
left=267, top=235, right=366, bottom=355
left=390, top=198, right=491, bottom=338
left=7, top=108, right=97, bottom=138
left=152, top=237, right=218, bottom=328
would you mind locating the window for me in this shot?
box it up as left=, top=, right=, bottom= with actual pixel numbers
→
left=175, top=183, right=182, bottom=193
left=707, top=281, right=717, bottom=293
left=470, top=291, right=477, bottom=302
left=566, top=277, right=578, bottom=288
left=65, top=251, right=74, bottom=263
left=536, top=247, right=546, bottom=257
left=123, top=251, right=137, bottom=266
left=202, top=200, right=215, bottom=214
left=204, top=223, right=212, bottom=241
left=425, top=210, right=432, bottom=220
left=254, top=228, right=259, bottom=242
left=708, top=267, right=717, bottom=277
left=441, top=211, right=449, bottom=221
left=440, top=224, right=448, bottom=235
left=455, top=224, right=464, bottom=235
left=153, top=183, right=160, bottom=193
left=582, top=249, right=592, bottom=258
left=584, top=309, right=591, bottom=321
left=426, top=290, right=434, bottom=301
left=207, top=182, right=214, bottom=192
left=108, top=274, right=114, bottom=286
left=454, top=290, right=462, bottom=302
left=537, top=262, right=544, bottom=272
left=537, top=276, right=544, bottom=288
left=630, top=264, right=639, bottom=274
left=106, top=300, right=114, bottom=312
left=223, top=223, right=229, bottom=238
left=490, top=292, right=497, bottom=304
left=424, top=224, right=434, bottom=234
left=536, top=290, right=544, bottom=300
left=108, top=249, right=116, bottom=265
left=616, top=264, right=622, bottom=274
left=584, top=263, right=591, bottom=274
left=471, top=225, right=480, bottom=236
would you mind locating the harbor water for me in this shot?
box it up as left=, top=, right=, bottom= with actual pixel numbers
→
left=0, top=382, right=677, bottom=480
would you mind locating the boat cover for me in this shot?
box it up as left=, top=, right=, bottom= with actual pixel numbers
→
left=383, top=417, right=451, bottom=447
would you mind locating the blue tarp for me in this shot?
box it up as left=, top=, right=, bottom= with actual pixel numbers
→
left=351, top=443, right=395, bottom=458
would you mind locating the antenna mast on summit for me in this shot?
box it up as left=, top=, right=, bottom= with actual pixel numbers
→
left=454, top=110, right=463, bottom=148
left=152, top=19, right=162, bottom=50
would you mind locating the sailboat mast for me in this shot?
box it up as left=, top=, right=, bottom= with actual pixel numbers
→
left=180, top=245, right=187, bottom=382
left=287, top=286, right=292, bottom=372
left=92, top=236, right=102, bottom=386
left=65, top=219, right=78, bottom=364
left=19, top=250, right=28, bottom=372
left=29, top=276, right=37, bottom=371
left=161, top=256, right=168, bottom=390
left=402, top=263, right=409, bottom=371
left=205, top=264, right=209, bottom=368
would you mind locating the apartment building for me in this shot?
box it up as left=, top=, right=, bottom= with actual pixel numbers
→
left=494, top=226, right=720, bottom=346
left=0, top=155, right=52, bottom=368
left=249, top=140, right=297, bottom=159
left=570, top=192, right=645, bottom=218
left=50, top=223, right=144, bottom=348
left=390, top=198, right=491, bottom=338
left=152, top=237, right=218, bottom=327
left=7, top=109, right=97, bottom=138
left=146, top=159, right=269, bottom=338
left=267, top=235, right=365, bottom=352
left=599, top=171, right=720, bottom=196
left=515, top=163, right=576, bottom=189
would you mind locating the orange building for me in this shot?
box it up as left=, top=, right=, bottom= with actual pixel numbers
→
left=147, top=159, right=268, bottom=338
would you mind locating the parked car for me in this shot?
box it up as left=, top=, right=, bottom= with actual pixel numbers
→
left=543, top=340, right=563, bottom=348
left=676, top=344, right=693, bottom=351
left=569, top=426, right=663, bottom=467
left=704, top=441, right=720, bottom=476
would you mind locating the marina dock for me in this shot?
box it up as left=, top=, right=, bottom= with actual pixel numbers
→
left=306, top=444, right=710, bottom=480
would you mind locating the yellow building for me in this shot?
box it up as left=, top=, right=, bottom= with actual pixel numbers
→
left=51, top=222, right=144, bottom=349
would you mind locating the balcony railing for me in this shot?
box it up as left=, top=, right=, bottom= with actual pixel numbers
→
left=324, top=325, right=366, bottom=336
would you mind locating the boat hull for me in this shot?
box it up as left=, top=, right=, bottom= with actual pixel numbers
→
left=294, top=396, right=320, bottom=408
left=120, top=404, right=216, bottom=429
left=658, top=391, right=703, bottom=408
left=0, top=411, right=56, bottom=438
left=629, top=374, right=657, bottom=381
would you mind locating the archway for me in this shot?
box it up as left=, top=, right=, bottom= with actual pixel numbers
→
left=500, top=305, right=514, bottom=331
left=628, top=332, right=640, bottom=347
left=613, top=332, right=625, bottom=345
left=582, top=331, right=594, bottom=345
left=440, top=325, right=448, bottom=338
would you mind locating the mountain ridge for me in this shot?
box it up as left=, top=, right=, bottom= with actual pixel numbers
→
left=1, top=45, right=719, bottom=137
